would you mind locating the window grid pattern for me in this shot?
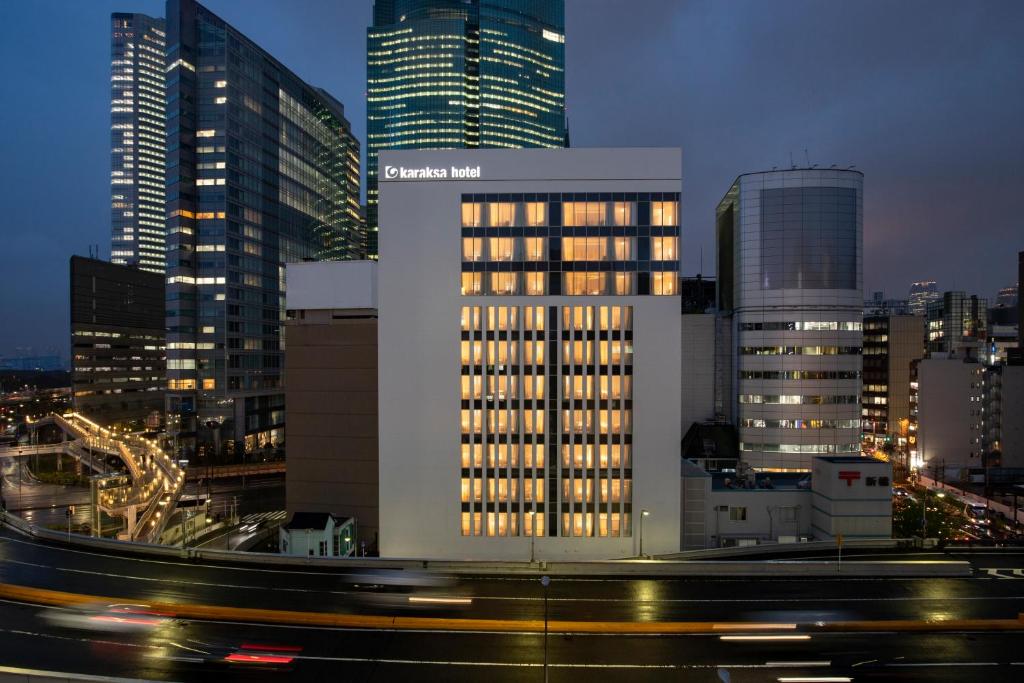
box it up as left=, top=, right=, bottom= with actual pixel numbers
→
left=459, top=193, right=679, bottom=296
left=460, top=305, right=633, bottom=539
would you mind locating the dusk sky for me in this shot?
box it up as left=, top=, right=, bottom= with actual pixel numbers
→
left=0, top=0, right=1021, bottom=358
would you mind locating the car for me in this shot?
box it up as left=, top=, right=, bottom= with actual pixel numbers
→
left=42, top=602, right=176, bottom=634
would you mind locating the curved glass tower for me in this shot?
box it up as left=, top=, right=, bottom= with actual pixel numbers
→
left=366, top=0, right=566, bottom=258
left=717, top=169, right=864, bottom=472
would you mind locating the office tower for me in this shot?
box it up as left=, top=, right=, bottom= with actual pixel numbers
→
left=70, top=256, right=165, bottom=428
left=284, top=261, right=380, bottom=550
left=365, top=0, right=567, bottom=258
left=110, top=13, right=167, bottom=274
left=908, top=280, right=940, bottom=316
left=862, top=314, right=925, bottom=470
left=164, top=0, right=362, bottom=458
left=377, top=148, right=681, bottom=559
left=717, top=169, right=864, bottom=472
left=925, top=291, right=988, bottom=355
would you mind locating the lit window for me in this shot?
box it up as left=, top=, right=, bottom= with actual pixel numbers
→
left=486, top=202, right=514, bottom=227
left=564, top=272, right=606, bottom=295
left=489, top=272, right=519, bottom=295
left=214, top=80, right=227, bottom=88
left=652, top=237, right=677, bottom=261
left=652, top=272, right=677, bottom=295
left=488, top=237, right=515, bottom=261
left=214, top=96, right=226, bottom=104
left=462, top=237, right=483, bottom=261
left=202, top=379, right=216, bottom=390
left=526, top=202, right=546, bottom=226
left=461, top=203, right=481, bottom=227
left=524, top=272, right=545, bottom=295
left=562, top=237, right=608, bottom=261
left=613, top=272, right=634, bottom=295
left=651, top=201, right=678, bottom=226
left=612, top=201, right=633, bottom=226
left=461, top=272, right=482, bottom=295
left=196, top=129, right=216, bottom=138
left=523, top=237, right=545, bottom=261
left=612, top=237, right=633, bottom=260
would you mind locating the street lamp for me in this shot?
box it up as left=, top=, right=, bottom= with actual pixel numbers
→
left=639, top=509, right=650, bottom=558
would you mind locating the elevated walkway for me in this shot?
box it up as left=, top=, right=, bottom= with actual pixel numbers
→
left=0, top=413, right=184, bottom=543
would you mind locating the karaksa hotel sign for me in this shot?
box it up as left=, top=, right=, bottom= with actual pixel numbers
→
left=382, top=164, right=481, bottom=181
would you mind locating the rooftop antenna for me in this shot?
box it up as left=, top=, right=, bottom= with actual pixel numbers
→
left=700, top=245, right=703, bottom=276
left=789, top=151, right=795, bottom=169
left=804, top=148, right=810, bottom=167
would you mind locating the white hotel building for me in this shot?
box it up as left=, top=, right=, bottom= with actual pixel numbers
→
left=716, top=169, right=864, bottom=472
left=377, top=148, right=682, bottom=560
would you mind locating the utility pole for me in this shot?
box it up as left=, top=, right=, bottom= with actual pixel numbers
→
left=540, top=575, right=550, bottom=683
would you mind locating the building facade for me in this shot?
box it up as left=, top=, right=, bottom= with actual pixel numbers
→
left=163, top=0, right=362, bottom=458
left=70, top=256, right=165, bottom=428
left=284, top=261, right=380, bottom=550
left=717, top=169, right=864, bottom=472
left=908, top=280, right=940, bottom=316
left=110, top=13, right=167, bottom=274
left=378, top=148, right=681, bottom=559
left=926, top=291, right=988, bottom=354
left=862, top=314, right=925, bottom=463
left=365, top=0, right=567, bottom=258
left=915, top=349, right=985, bottom=474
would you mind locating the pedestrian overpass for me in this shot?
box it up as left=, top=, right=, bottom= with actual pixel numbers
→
left=0, top=413, right=184, bottom=543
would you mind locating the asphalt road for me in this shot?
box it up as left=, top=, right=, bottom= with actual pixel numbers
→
left=2, top=527, right=1024, bottom=680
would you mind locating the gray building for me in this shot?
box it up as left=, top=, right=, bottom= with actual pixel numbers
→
left=284, top=261, right=380, bottom=550
left=717, top=169, right=864, bottom=472
left=110, top=13, right=166, bottom=274
left=377, top=148, right=682, bottom=559
left=163, top=0, right=362, bottom=459
left=70, top=256, right=165, bottom=428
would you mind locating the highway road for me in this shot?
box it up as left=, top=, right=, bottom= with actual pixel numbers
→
left=1, top=527, right=1024, bottom=681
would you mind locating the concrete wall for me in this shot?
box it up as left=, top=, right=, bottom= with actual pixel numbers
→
left=917, top=355, right=984, bottom=470
left=286, top=260, right=377, bottom=311
left=1001, top=366, right=1024, bottom=467
left=378, top=148, right=682, bottom=560
left=680, top=314, right=716, bottom=433
left=284, top=309, right=379, bottom=548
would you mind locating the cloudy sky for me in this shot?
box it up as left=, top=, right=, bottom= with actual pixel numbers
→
left=0, top=0, right=1021, bottom=357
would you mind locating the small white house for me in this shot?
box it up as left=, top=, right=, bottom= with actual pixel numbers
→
left=279, top=512, right=357, bottom=557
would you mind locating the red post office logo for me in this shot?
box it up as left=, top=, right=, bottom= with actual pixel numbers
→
left=838, top=471, right=861, bottom=486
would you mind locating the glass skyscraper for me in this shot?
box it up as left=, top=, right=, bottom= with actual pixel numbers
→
left=110, top=13, right=166, bottom=274
left=366, top=0, right=567, bottom=258
left=164, top=0, right=362, bottom=459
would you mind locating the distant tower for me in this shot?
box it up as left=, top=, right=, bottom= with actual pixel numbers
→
left=908, top=280, right=940, bottom=316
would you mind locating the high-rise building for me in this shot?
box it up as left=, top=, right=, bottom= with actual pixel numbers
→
left=908, top=280, right=940, bottom=316
left=926, top=291, right=987, bottom=355
left=110, top=13, right=167, bottom=274
left=717, top=169, right=864, bottom=472
left=365, top=0, right=567, bottom=258
left=861, top=314, right=925, bottom=471
left=70, top=256, right=165, bottom=428
left=164, top=0, right=362, bottom=459
left=914, top=348, right=985, bottom=473
left=377, top=148, right=681, bottom=559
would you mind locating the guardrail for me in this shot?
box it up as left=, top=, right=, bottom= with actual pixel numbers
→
left=0, top=511, right=971, bottom=577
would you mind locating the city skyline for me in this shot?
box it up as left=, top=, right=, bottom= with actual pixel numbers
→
left=1, top=0, right=1022, bottom=356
